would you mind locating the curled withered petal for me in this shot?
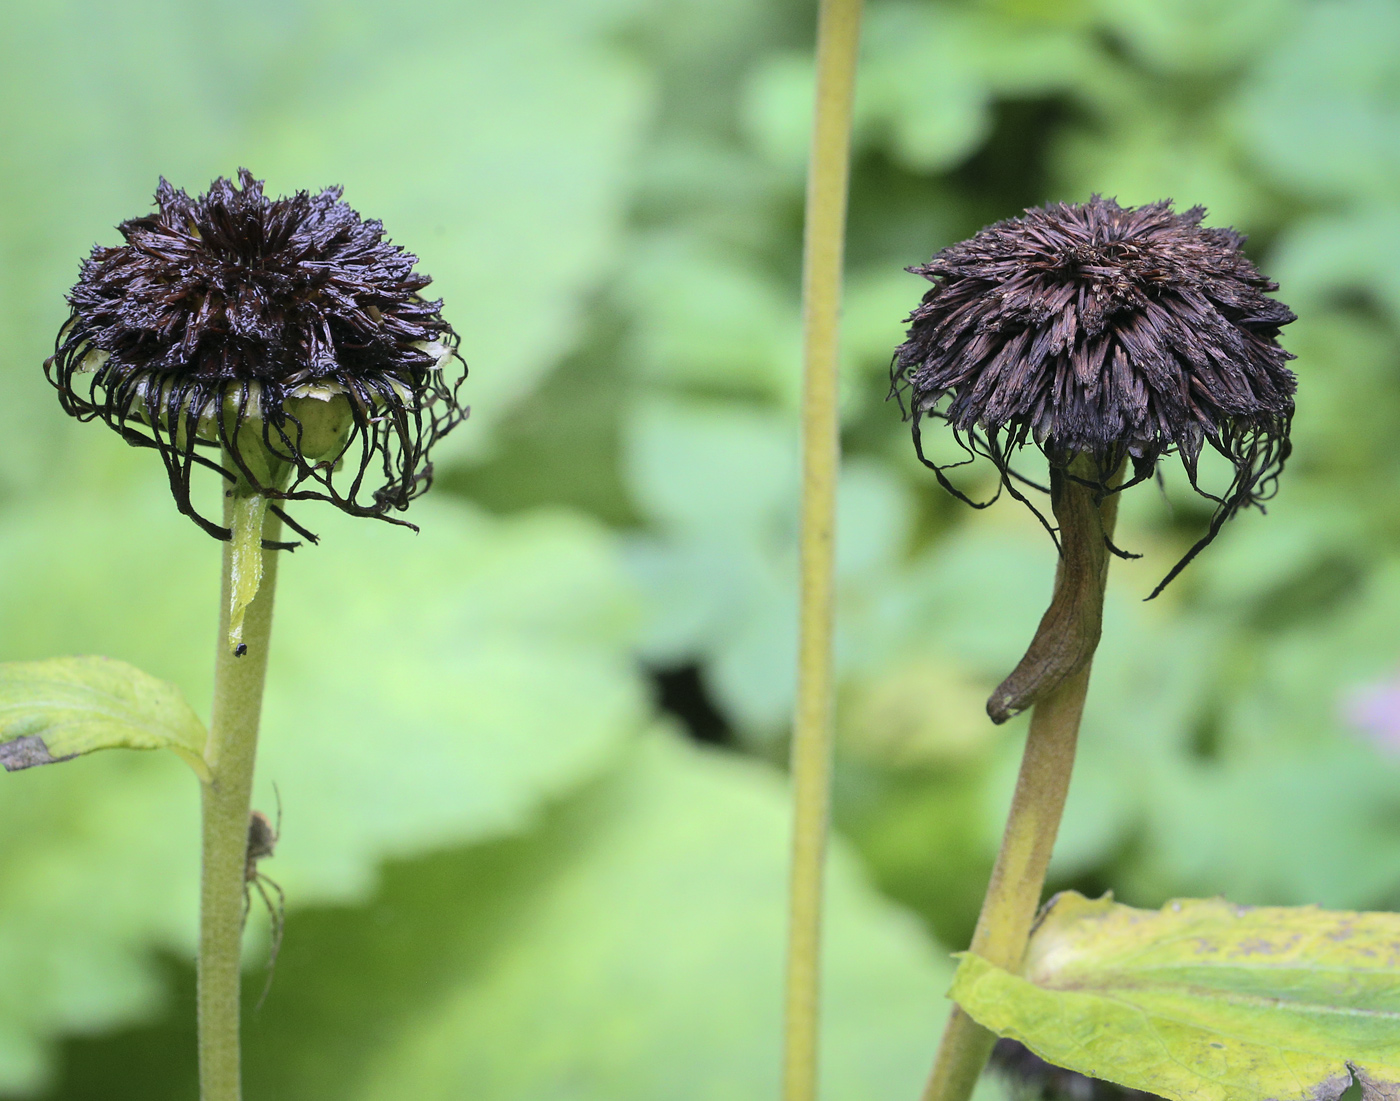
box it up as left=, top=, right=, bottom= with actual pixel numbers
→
left=46, top=169, right=468, bottom=541
left=892, top=195, right=1296, bottom=595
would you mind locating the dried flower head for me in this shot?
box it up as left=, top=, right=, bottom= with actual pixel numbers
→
left=892, top=196, right=1296, bottom=593
left=46, top=169, right=467, bottom=542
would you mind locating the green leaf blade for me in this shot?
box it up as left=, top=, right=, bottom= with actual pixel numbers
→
left=0, top=656, right=208, bottom=781
left=236, top=730, right=953, bottom=1101
left=951, top=892, right=1400, bottom=1101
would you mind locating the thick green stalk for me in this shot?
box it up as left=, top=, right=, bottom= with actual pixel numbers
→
left=782, top=1, right=862, bottom=1100
left=198, top=471, right=283, bottom=1101
left=919, top=666, right=1093, bottom=1101
left=920, top=460, right=1120, bottom=1101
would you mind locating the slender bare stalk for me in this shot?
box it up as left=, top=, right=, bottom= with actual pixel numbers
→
left=198, top=466, right=283, bottom=1101
left=920, top=459, right=1121, bottom=1101
left=782, top=2, right=863, bottom=1099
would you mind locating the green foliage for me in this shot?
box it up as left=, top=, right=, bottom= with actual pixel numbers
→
left=255, top=733, right=950, bottom=1101
left=0, top=0, right=652, bottom=491
left=0, top=0, right=1398, bottom=1095
left=259, top=499, right=651, bottom=902
left=0, top=482, right=649, bottom=1091
left=588, top=0, right=1400, bottom=950
left=48, top=733, right=955, bottom=1101
left=1236, top=0, right=1400, bottom=205
left=952, top=891, right=1400, bottom=1101
left=0, top=657, right=207, bottom=780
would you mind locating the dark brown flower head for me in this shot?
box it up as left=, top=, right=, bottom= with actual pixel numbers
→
left=46, top=169, right=468, bottom=542
left=892, top=195, right=1296, bottom=593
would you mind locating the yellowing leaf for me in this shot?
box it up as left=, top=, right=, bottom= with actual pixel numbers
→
left=0, top=657, right=208, bottom=781
left=951, top=891, right=1400, bottom=1101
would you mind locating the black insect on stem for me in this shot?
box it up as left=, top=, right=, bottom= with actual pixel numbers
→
left=45, top=169, right=468, bottom=542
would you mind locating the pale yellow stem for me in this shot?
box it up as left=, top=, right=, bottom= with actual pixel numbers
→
left=782, top=2, right=863, bottom=1100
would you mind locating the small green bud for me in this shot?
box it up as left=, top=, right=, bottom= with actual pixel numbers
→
left=279, top=387, right=355, bottom=464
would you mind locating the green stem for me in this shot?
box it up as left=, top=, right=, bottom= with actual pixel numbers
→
left=919, top=666, right=1093, bottom=1101
left=197, top=468, right=283, bottom=1101
left=920, top=460, right=1120, bottom=1101
left=783, top=2, right=862, bottom=1100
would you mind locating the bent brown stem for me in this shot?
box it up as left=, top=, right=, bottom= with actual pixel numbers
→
left=986, top=462, right=1116, bottom=723
left=920, top=455, right=1120, bottom=1101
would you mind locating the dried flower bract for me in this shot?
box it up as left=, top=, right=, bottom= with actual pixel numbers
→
left=47, top=169, right=467, bottom=541
left=893, top=196, right=1296, bottom=593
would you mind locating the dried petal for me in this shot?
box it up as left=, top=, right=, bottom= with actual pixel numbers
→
left=46, top=170, right=468, bottom=541
left=893, top=196, right=1295, bottom=593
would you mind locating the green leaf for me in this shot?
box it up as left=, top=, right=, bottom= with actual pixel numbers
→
left=0, top=656, right=207, bottom=782
left=951, top=891, right=1400, bottom=1101
left=226, top=492, right=269, bottom=656
left=842, top=268, right=924, bottom=381
left=1271, top=210, right=1400, bottom=329
left=335, top=734, right=951, bottom=1101
left=1096, top=0, right=1297, bottom=75
left=1132, top=746, right=1400, bottom=913
left=1282, top=311, right=1400, bottom=483
left=1102, top=555, right=1400, bottom=910
left=741, top=4, right=1109, bottom=179
left=0, top=477, right=649, bottom=900
left=1235, top=0, right=1400, bottom=205
left=616, top=232, right=801, bottom=405
left=256, top=496, right=650, bottom=902
left=855, top=3, right=1107, bottom=173
left=622, top=396, right=921, bottom=739
left=1053, top=104, right=1276, bottom=233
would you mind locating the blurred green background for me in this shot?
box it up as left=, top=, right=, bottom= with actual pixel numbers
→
left=0, top=0, right=1397, bottom=1096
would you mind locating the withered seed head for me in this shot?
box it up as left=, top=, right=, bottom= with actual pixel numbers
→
left=892, top=196, right=1296, bottom=593
left=46, top=169, right=467, bottom=542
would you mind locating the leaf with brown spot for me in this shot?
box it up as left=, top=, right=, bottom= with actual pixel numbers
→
left=0, top=656, right=208, bottom=781
left=950, top=891, right=1400, bottom=1101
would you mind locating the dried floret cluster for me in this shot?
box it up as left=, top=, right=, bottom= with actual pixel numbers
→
left=893, top=196, right=1296, bottom=589
left=47, top=170, right=467, bottom=541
